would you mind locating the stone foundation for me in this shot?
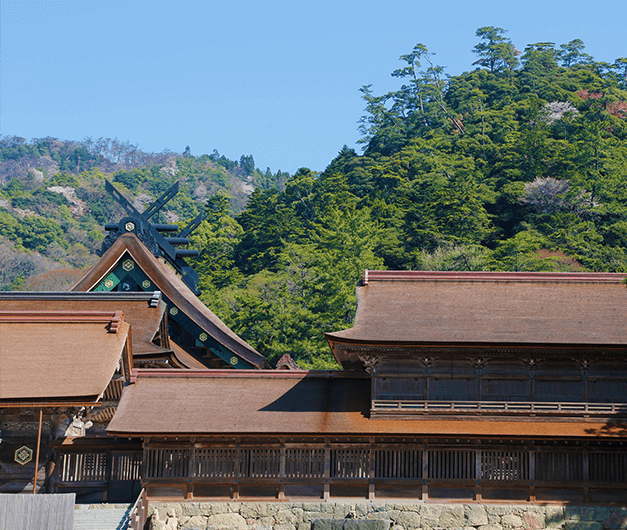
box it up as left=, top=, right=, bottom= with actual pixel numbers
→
left=147, top=502, right=627, bottom=530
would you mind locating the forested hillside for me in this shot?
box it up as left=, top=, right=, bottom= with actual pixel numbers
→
left=0, top=138, right=287, bottom=290
left=2, top=27, right=626, bottom=368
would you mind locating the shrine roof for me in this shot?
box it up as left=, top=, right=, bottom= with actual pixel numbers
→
left=326, top=271, right=627, bottom=367
left=71, top=233, right=267, bottom=369
left=0, top=291, right=168, bottom=357
left=106, top=369, right=625, bottom=439
left=0, top=310, right=130, bottom=405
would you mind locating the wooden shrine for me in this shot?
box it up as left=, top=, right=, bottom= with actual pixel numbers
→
left=0, top=181, right=268, bottom=502
left=0, top=309, right=133, bottom=498
left=106, top=271, right=627, bottom=505
left=71, top=181, right=267, bottom=370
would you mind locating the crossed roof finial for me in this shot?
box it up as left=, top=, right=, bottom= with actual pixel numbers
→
left=100, top=181, right=205, bottom=294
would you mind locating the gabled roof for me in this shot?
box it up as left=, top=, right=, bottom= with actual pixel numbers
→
left=71, top=233, right=268, bottom=369
left=107, top=369, right=626, bottom=439
left=0, top=310, right=130, bottom=406
left=326, top=271, right=627, bottom=368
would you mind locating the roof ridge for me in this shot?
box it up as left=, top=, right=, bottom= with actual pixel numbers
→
left=129, top=368, right=366, bottom=382
left=0, top=310, right=125, bottom=332
left=363, top=270, right=627, bottom=284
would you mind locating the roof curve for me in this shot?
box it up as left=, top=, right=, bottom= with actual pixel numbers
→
left=326, top=270, right=627, bottom=359
left=72, top=233, right=267, bottom=368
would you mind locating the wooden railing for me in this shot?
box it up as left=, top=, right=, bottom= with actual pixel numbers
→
left=142, top=443, right=627, bottom=503
left=128, top=488, right=148, bottom=530
left=371, top=399, right=627, bottom=417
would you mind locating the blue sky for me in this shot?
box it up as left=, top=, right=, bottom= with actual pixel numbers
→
left=1, top=0, right=626, bottom=174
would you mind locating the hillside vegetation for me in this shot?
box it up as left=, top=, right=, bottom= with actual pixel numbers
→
left=2, top=28, right=626, bottom=368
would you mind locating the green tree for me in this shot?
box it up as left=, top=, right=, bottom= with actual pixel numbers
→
left=472, top=26, right=519, bottom=73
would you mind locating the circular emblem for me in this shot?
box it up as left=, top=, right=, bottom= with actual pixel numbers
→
left=104, top=279, right=114, bottom=289
left=170, top=307, right=179, bottom=316
left=142, top=280, right=151, bottom=289
left=15, top=446, right=33, bottom=466
left=229, top=356, right=238, bottom=366
left=125, top=222, right=135, bottom=232
left=199, top=333, right=208, bottom=342
left=122, top=260, right=135, bottom=271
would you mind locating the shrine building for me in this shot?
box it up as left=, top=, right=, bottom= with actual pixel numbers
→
left=3, top=179, right=627, bottom=508
left=107, top=271, right=627, bottom=505
left=0, top=182, right=266, bottom=502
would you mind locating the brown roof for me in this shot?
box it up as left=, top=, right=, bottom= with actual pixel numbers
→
left=0, top=311, right=130, bottom=405
left=107, top=369, right=626, bottom=439
left=72, top=233, right=267, bottom=368
left=326, top=271, right=627, bottom=365
left=0, top=291, right=167, bottom=357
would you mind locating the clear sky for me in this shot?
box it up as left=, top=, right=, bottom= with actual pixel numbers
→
left=1, top=0, right=625, bottom=175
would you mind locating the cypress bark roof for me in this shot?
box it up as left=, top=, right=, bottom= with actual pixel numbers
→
left=326, top=271, right=627, bottom=368
left=0, top=291, right=167, bottom=356
left=0, top=311, right=130, bottom=405
left=106, top=369, right=625, bottom=439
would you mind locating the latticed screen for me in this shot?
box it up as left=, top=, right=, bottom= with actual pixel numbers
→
left=145, top=448, right=190, bottom=478
left=241, top=449, right=281, bottom=478
left=330, top=449, right=370, bottom=478
left=535, top=380, right=582, bottom=402
left=59, top=453, right=107, bottom=482
left=194, top=448, right=238, bottom=478
left=428, top=450, right=476, bottom=480
left=375, top=450, right=422, bottom=478
left=481, top=379, right=530, bottom=401
left=429, top=379, right=478, bottom=401
left=481, top=450, right=529, bottom=480
left=588, top=381, right=627, bottom=403
left=535, top=452, right=584, bottom=482
left=111, top=453, right=142, bottom=481
left=375, top=378, right=424, bottom=400
left=589, top=452, right=627, bottom=482
left=285, top=449, right=325, bottom=478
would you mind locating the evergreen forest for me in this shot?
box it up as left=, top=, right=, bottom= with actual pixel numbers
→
left=1, top=27, right=627, bottom=368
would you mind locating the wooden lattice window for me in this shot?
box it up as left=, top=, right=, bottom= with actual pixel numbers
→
left=59, top=452, right=107, bottom=482
left=589, top=452, right=627, bottom=483
left=111, top=453, right=142, bottom=481
left=428, top=450, right=475, bottom=480
left=535, top=380, right=582, bottom=402
left=429, top=379, right=478, bottom=401
left=481, top=450, right=529, bottom=481
left=481, top=379, right=530, bottom=402
left=145, top=448, right=190, bottom=478
left=535, top=452, right=583, bottom=482
left=241, top=449, right=281, bottom=478
left=284, top=449, right=325, bottom=478
left=194, top=448, right=238, bottom=478
left=374, top=378, right=424, bottom=401
left=330, top=449, right=369, bottom=478
left=375, top=449, right=422, bottom=478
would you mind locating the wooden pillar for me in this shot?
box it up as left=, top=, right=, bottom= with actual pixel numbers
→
left=529, top=446, right=536, bottom=503
left=103, top=448, right=112, bottom=501
left=475, top=446, right=482, bottom=503
left=33, top=409, right=43, bottom=494
left=323, top=440, right=330, bottom=500
left=279, top=443, right=286, bottom=500
left=583, top=444, right=590, bottom=503
left=422, top=444, right=429, bottom=501
left=368, top=438, right=375, bottom=500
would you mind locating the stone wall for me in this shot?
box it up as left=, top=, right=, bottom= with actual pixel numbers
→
left=147, top=501, right=627, bottom=530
